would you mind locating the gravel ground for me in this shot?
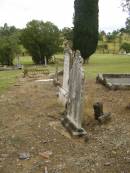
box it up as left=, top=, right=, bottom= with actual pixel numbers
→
left=0, top=75, right=130, bottom=173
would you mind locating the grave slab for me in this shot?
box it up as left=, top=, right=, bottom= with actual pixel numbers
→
left=97, top=73, right=130, bottom=90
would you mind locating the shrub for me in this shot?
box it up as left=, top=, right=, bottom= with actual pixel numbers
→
left=120, top=42, right=130, bottom=53
left=21, top=20, right=61, bottom=64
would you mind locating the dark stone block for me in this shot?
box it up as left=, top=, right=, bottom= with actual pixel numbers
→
left=93, top=102, right=111, bottom=123
left=93, top=102, right=103, bottom=120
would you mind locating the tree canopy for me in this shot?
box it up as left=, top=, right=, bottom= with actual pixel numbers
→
left=21, top=20, right=61, bottom=64
left=120, top=42, right=130, bottom=53
left=73, top=0, right=99, bottom=62
left=61, top=27, right=73, bottom=42
left=0, top=24, right=21, bottom=65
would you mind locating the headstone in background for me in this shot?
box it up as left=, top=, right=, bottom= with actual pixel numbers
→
left=16, top=56, right=22, bottom=69
left=44, top=56, right=47, bottom=66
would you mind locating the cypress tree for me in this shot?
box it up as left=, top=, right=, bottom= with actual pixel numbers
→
left=73, top=0, right=99, bottom=63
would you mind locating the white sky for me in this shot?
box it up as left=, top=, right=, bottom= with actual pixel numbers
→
left=0, top=0, right=128, bottom=32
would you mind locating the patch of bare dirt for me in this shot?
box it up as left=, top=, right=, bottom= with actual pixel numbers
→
left=0, top=76, right=130, bottom=173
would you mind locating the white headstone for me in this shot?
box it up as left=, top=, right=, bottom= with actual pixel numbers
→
left=16, top=56, right=22, bottom=69
left=62, top=47, right=72, bottom=92
left=58, top=46, right=72, bottom=105
left=44, top=56, right=47, bottom=66
left=62, top=50, right=86, bottom=136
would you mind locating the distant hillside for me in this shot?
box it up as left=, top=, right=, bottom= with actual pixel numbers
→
left=97, top=32, right=130, bottom=54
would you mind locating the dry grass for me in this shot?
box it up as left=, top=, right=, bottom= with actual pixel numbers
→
left=83, top=80, right=97, bottom=124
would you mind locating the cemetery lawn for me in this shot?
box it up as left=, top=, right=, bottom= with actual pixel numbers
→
left=14, top=53, right=130, bottom=78
left=0, top=73, right=130, bottom=173
left=84, top=54, right=130, bottom=78
left=0, top=53, right=130, bottom=93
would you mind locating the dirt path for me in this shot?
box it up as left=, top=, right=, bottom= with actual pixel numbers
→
left=0, top=76, right=130, bottom=173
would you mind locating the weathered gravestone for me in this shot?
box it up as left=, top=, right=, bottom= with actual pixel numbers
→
left=62, top=50, right=87, bottom=136
left=58, top=45, right=73, bottom=105
left=16, top=56, right=22, bottom=69
left=44, top=56, right=47, bottom=66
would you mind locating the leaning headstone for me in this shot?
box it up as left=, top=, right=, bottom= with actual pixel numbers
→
left=58, top=46, right=73, bottom=105
left=62, top=50, right=86, bottom=136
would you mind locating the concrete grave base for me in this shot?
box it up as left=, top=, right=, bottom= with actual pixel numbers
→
left=96, top=73, right=130, bottom=90
left=61, top=116, right=87, bottom=137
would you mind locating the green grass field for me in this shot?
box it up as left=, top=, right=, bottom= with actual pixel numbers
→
left=14, top=56, right=34, bottom=66
left=0, top=53, right=130, bottom=93
left=0, top=70, right=21, bottom=93
left=84, top=54, right=130, bottom=78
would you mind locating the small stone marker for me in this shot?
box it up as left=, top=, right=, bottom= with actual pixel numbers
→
left=93, top=102, right=111, bottom=123
left=62, top=50, right=86, bottom=136
left=93, top=102, right=103, bottom=120
left=19, top=152, right=30, bottom=160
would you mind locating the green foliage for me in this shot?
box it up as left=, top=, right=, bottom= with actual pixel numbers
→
left=106, top=31, right=119, bottom=42
left=61, top=27, right=73, bottom=41
left=0, top=23, right=16, bottom=37
left=97, top=44, right=108, bottom=53
left=21, top=20, right=61, bottom=64
left=97, top=29, right=130, bottom=54
left=0, top=37, right=14, bottom=65
left=120, top=42, right=130, bottom=53
left=125, top=17, right=130, bottom=33
left=98, top=33, right=103, bottom=41
left=0, top=24, right=21, bottom=65
left=73, top=0, right=99, bottom=62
